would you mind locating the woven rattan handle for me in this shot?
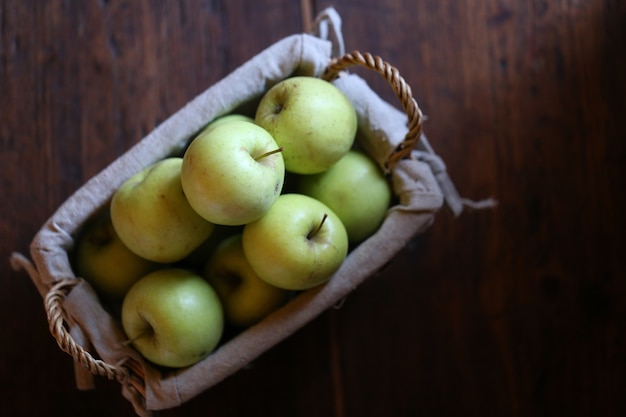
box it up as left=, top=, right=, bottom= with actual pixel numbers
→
left=44, top=278, right=127, bottom=381
left=322, top=51, right=425, bottom=171
left=46, top=278, right=149, bottom=397
left=45, top=279, right=147, bottom=396
left=45, top=278, right=128, bottom=381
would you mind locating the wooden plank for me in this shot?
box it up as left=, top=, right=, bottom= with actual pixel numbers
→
left=1, top=0, right=625, bottom=416
left=324, top=1, right=626, bottom=416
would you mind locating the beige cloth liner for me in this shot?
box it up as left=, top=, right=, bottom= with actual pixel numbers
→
left=10, top=8, right=488, bottom=416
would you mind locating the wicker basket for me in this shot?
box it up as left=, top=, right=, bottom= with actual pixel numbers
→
left=10, top=8, right=477, bottom=416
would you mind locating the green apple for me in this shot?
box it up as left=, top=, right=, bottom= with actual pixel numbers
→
left=242, top=193, right=349, bottom=290
left=181, top=120, right=285, bottom=226
left=298, top=150, right=393, bottom=243
left=177, top=224, right=243, bottom=271
left=110, top=157, right=214, bottom=263
left=203, top=114, right=255, bottom=133
left=74, top=211, right=160, bottom=300
left=121, top=268, right=224, bottom=368
left=204, top=234, right=290, bottom=327
left=255, top=76, right=357, bottom=174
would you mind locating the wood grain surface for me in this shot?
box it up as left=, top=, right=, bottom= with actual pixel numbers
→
left=2, top=1, right=625, bottom=416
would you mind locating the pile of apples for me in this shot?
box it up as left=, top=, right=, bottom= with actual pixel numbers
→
left=73, top=76, right=393, bottom=369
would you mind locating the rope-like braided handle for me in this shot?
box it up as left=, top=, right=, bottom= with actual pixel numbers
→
left=322, top=51, right=424, bottom=171
left=45, top=278, right=128, bottom=382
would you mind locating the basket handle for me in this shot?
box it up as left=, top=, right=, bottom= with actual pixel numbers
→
left=321, top=51, right=425, bottom=172
left=45, top=278, right=146, bottom=397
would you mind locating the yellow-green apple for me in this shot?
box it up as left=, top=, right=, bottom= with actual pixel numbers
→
left=110, top=157, right=214, bottom=263
left=74, top=211, right=160, bottom=301
left=203, top=234, right=290, bottom=327
left=121, top=268, right=224, bottom=368
left=203, top=114, right=255, bottom=133
left=254, top=76, right=357, bottom=174
left=298, top=150, right=392, bottom=243
left=177, top=225, right=243, bottom=271
left=181, top=120, right=285, bottom=226
left=242, top=193, right=349, bottom=290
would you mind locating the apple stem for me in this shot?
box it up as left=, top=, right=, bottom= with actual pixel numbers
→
left=254, top=146, right=284, bottom=161
left=308, top=213, right=328, bottom=239
left=122, top=331, right=150, bottom=347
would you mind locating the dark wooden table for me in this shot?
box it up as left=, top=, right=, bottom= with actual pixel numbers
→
left=2, top=1, right=625, bottom=416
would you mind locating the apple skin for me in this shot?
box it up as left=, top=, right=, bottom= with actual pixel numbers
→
left=203, top=114, right=255, bottom=133
left=204, top=234, right=290, bottom=327
left=255, top=76, right=357, bottom=175
left=181, top=120, right=285, bottom=226
left=298, top=150, right=392, bottom=243
left=110, top=157, right=215, bottom=263
left=242, top=193, right=349, bottom=291
left=121, top=268, right=224, bottom=368
left=74, top=211, right=160, bottom=301
left=177, top=224, right=243, bottom=271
